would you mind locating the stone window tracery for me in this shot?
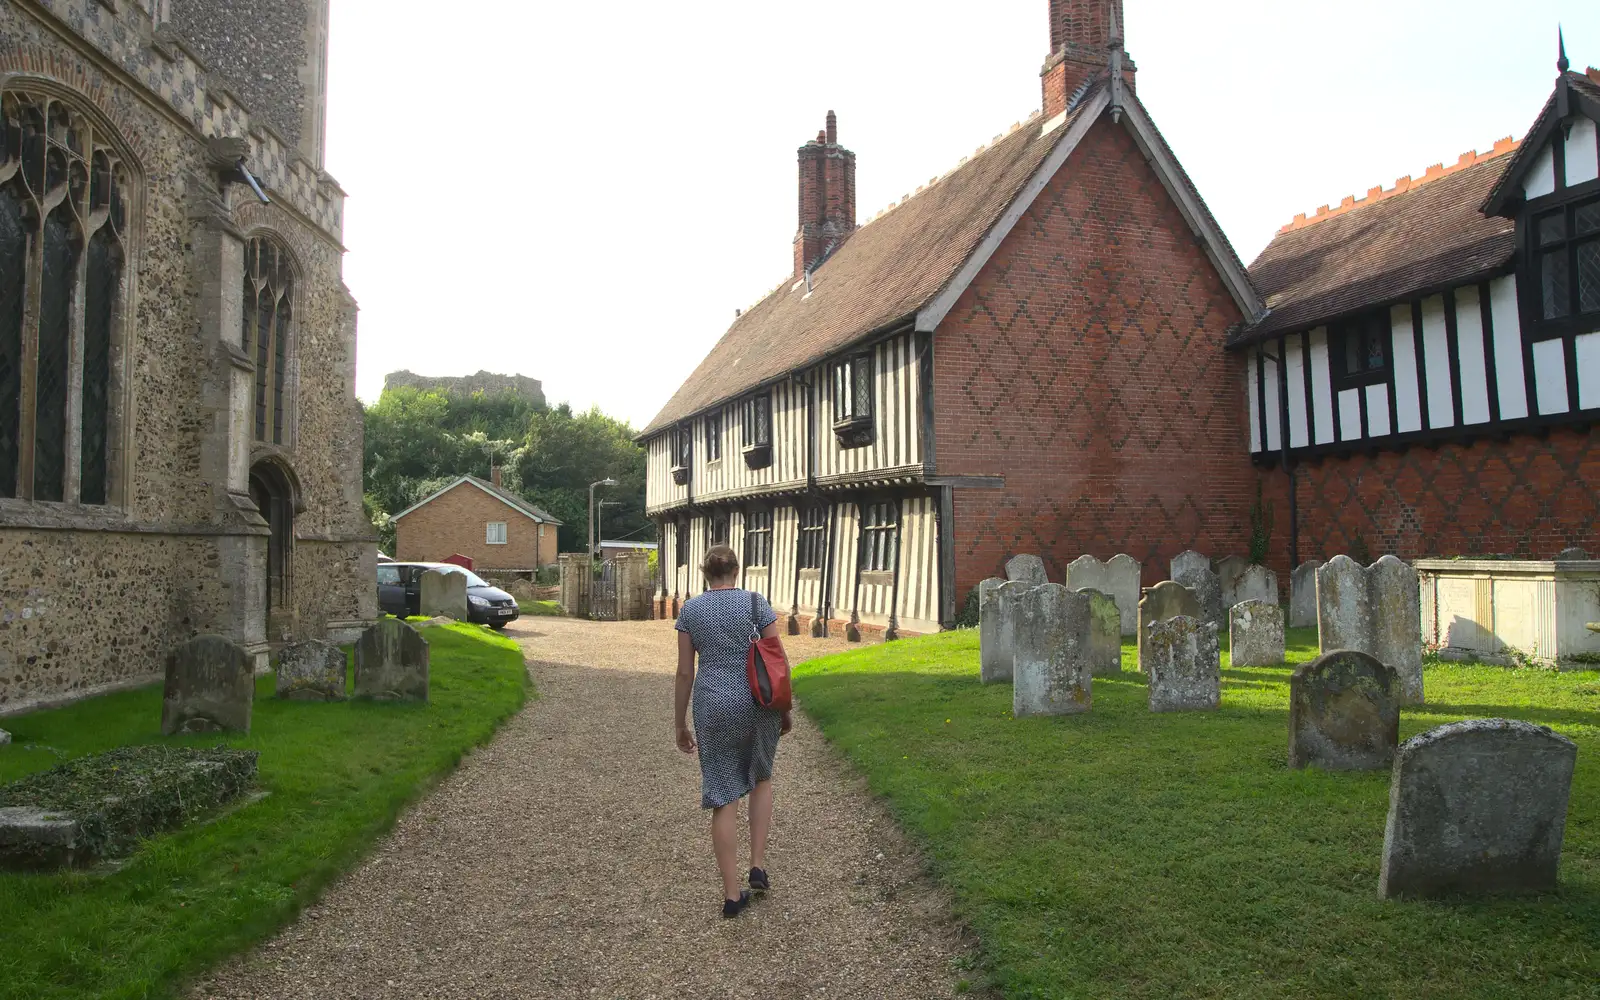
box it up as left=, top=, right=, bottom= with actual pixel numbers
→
left=0, top=88, right=129, bottom=504
left=241, top=236, right=294, bottom=446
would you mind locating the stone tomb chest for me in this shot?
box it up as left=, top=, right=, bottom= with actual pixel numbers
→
left=1416, top=557, right=1600, bottom=668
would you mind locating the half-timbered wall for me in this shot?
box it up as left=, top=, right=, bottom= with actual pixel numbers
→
left=815, top=332, right=925, bottom=483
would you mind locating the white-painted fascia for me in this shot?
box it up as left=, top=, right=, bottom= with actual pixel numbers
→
left=390, top=476, right=548, bottom=524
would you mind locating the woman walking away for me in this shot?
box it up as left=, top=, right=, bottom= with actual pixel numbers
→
left=674, top=544, right=791, bottom=918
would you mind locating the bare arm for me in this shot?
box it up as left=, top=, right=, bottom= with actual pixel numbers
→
left=674, top=630, right=697, bottom=753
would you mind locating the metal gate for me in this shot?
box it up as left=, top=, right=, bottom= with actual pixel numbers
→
left=590, top=560, right=619, bottom=621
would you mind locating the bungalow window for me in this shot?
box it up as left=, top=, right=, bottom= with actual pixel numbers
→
left=797, top=505, right=827, bottom=569
left=704, top=412, right=722, bottom=462
left=1330, top=311, right=1389, bottom=388
left=741, top=392, right=772, bottom=469
left=858, top=501, right=898, bottom=574
left=486, top=521, right=507, bottom=545
left=832, top=351, right=874, bottom=446
left=671, top=424, right=691, bottom=484
left=1530, top=196, right=1600, bottom=335
left=743, top=507, right=772, bottom=568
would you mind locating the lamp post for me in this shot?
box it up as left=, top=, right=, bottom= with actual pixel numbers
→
left=588, top=477, right=618, bottom=561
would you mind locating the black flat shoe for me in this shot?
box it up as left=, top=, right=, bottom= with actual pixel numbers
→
left=722, top=890, right=751, bottom=918
left=748, top=867, right=770, bottom=893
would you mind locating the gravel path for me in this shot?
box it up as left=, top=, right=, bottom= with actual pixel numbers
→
left=193, top=617, right=975, bottom=999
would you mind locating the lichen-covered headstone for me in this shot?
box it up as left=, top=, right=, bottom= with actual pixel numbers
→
left=354, top=619, right=430, bottom=701
left=1288, top=650, right=1399, bottom=770
left=1064, top=554, right=1141, bottom=636
left=977, top=578, right=1012, bottom=684
left=1012, top=584, right=1093, bottom=717
left=1317, top=555, right=1423, bottom=704
left=1215, top=555, right=1249, bottom=609
left=1289, top=560, right=1321, bottom=628
left=419, top=568, right=469, bottom=620
left=1145, top=616, right=1220, bottom=712
left=1137, top=581, right=1202, bottom=673
left=1379, top=719, right=1577, bottom=899
left=1005, top=554, right=1049, bottom=586
left=1075, top=588, right=1122, bottom=676
left=0, top=729, right=9, bottom=746
left=275, top=639, right=347, bottom=701
left=1173, top=565, right=1224, bottom=629
left=1170, top=550, right=1210, bottom=582
left=1234, top=564, right=1279, bottom=608
left=161, top=635, right=255, bottom=735
left=1229, top=600, right=1285, bottom=668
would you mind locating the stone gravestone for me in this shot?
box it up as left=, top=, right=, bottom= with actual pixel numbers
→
left=1229, top=600, right=1285, bottom=668
left=161, top=635, right=255, bottom=735
left=1233, top=565, right=1279, bottom=608
left=1379, top=719, right=1578, bottom=899
left=1012, top=584, right=1093, bottom=717
left=977, top=578, right=1013, bottom=684
left=275, top=639, right=347, bottom=701
left=1064, top=554, right=1142, bottom=636
left=1137, top=581, right=1202, bottom=673
left=1145, top=616, right=1220, bottom=712
left=1317, top=555, right=1424, bottom=704
left=419, top=568, right=469, bottom=621
left=1289, top=560, right=1321, bottom=628
left=1170, top=550, right=1210, bottom=582
left=1076, top=588, right=1122, bottom=677
left=1173, top=564, right=1224, bottom=629
left=0, top=729, right=10, bottom=746
left=1288, top=650, right=1399, bottom=770
left=1005, top=554, right=1049, bottom=586
left=354, top=619, right=430, bottom=702
left=1214, top=555, right=1249, bottom=609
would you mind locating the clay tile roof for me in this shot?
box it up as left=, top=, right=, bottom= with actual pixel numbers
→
left=1240, top=149, right=1518, bottom=344
left=640, top=93, right=1101, bottom=436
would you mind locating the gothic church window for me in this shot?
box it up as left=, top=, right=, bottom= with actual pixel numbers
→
left=242, top=236, right=294, bottom=445
left=0, top=90, right=129, bottom=504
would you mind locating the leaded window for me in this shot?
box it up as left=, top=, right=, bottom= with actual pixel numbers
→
left=1531, top=196, right=1600, bottom=337
left=742, top=393, right=771, bottom=447
left=1330, top=311, right=1388, bottom=389
left=704, top=411, right=722, bottom=462
left=744, top=508, right=772, bottom=568
left=242, top=236, right=294, bottom=445
left=832, top=352, right=873, bottom=425
left=858, top=501, right=898, bottom=573
left=706, top=511, right=729, bottom=549
left=797, top=505, right=827, bottom=569
left=675, top=519, right=688, bottom=565
left=0, top=89, right=128, bottom=503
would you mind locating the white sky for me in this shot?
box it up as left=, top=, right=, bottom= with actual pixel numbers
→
left=325, top=0, right=1599, bottom=430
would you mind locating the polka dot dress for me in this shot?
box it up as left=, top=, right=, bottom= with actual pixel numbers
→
left=676, top=588, right=783, bottom=809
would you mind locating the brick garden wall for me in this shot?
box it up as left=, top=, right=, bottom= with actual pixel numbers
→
left=934, top=118, right=1283, bottom=610
left=395, top=483, right=553, bottom=570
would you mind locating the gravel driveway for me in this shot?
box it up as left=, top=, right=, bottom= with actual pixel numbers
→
left=193, top=617, right=975, bottom=999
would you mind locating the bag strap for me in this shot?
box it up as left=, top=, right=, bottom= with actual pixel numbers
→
left=749, top=589, right=760, bottom=641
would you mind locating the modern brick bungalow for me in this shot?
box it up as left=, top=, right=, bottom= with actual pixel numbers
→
left=392, top=471, right=562, bottom=572
left=640, top=0, right=1600, bottom=639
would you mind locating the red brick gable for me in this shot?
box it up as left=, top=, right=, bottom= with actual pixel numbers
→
left=934, top=116, right=1270, bottom=604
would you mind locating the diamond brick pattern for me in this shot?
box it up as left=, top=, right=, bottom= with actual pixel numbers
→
left=934, top=118, right=1264, bottom=605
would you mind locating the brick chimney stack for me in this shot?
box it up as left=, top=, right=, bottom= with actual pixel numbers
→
left=794, top=111, right=857, bottom=280
left=1042, top=0, right=1135, bottom=119
left=490, top=465, right=503, bottom=488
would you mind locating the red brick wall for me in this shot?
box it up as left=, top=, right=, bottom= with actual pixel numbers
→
left=1285, top=425, right=1600, bottom=562
left=394, top=482, right=554, bottom=570
left=934, top=117, right=1281, bottom=609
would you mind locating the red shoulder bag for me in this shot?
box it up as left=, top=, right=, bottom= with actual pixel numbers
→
left=746, top=590, right=792, bottom=712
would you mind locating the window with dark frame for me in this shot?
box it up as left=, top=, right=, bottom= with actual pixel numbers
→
left=743, top=508, right=773, bottom=568
left=832, top=352, right=873, bottom=426
left=858, top=501, right=897, bottom=574
left=797, top=505, right=827, bottom=569
left=741, top=392, right=773, bottom=469
left=1531, top=196, right=1600, bottom=336
left=671, top=424, right=691, bottom=483
left=674, top=519, right=688, bottom=565
left=705, top=511, right=729, bottom=549
left=704, top=412, right=722, bottom=462
left=1330, top=311, right=1389, bottom=388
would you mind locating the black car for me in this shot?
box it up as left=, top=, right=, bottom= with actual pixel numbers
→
left=376, top=562, right=521, bottom=628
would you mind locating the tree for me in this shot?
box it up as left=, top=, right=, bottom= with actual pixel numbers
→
left=515, top=404, right=651, bottom=552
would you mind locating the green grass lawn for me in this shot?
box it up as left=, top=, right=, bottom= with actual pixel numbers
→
left=793, top=627, right=1600, bottom=1000
left=517, top=600, right=563, bottom=616
left=0, top=622, right=529, bottom=1000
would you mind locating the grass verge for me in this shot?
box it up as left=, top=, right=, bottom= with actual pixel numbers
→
left=517, top=600, right=563, bottom=617
left=0, top=622, right=529, bottom=1000
left=792, top=627, right=1599, bottom=999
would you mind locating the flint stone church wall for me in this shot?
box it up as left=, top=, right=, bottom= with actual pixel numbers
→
left=0, top=2, right=373, bottom=713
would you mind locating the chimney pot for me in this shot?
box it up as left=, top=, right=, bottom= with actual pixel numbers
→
left=826, top=110, right=837, bottom=145
left=793, top=111, right=857, bottom=281
left=490, top=466, right=503, bottom=488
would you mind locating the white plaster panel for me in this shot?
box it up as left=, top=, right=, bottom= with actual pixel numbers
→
left=1264, top=353, right=1282, bottom=452
left=1523, top=144, right=1556, bottom=199
left=1309, top=328, right=1335, bottom=445
left=1246, top=349, right=1260, bottom=451
left=1337, top=388, right=1361, bottom=441
left=1490, top=275, right=1529, bottom=419
left=1532, top=338, right=1569, bottom=414
left=1452, top=285, right=1491, bottom=425
left=1577, top=331, right=1600, bottom=410
left=1565, top=116, right=1600, bottom=186
left=1420, top=295, right=1454, bottom=428
left=1286, top=337, right=1308, bottom=448
left=1389, top=304, right=1423, bottom=432
left=1365, top=384, right=1390, bottom=436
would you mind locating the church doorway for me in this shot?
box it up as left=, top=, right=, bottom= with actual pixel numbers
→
left=249, top=460, right=296, bottom=638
